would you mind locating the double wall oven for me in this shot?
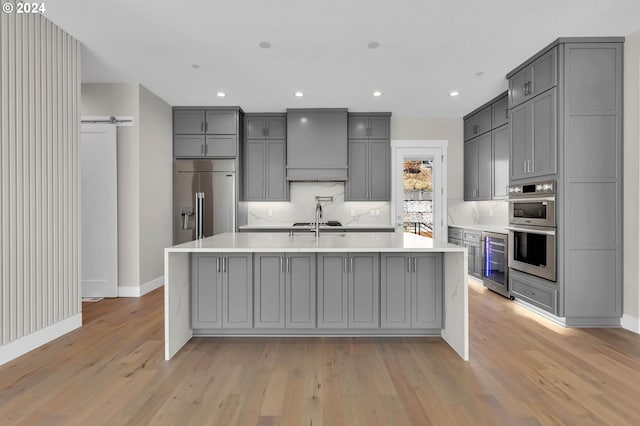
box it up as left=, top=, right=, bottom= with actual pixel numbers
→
left=506, top=180, right=557, bottom=282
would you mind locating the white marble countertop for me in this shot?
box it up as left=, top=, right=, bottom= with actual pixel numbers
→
left=448, top=224, right=508, bottom=234
left=166, top=232, right=465, bottom=253
left=238, top=224, right=395, bottom=231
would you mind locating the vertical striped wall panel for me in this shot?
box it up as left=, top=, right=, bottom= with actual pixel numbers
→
left=0, top=4, right=81, bottom=346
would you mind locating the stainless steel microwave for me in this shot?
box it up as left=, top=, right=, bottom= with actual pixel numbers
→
left=508, top=180, right=556, bottom=227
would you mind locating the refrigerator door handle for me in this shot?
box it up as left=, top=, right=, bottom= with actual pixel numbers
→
left=195, top=192, right=205, bottom=239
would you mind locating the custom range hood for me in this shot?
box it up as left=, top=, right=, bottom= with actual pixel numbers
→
left=286, top=108, right=348, bottom=181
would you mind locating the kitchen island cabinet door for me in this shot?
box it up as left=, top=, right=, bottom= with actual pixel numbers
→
left=254, top=253, right=285, bottom=328
left=286, top=254, right=316, bottom=328
left=222, top=253, right=253, bottom=328
left=317, top=253, right=349, bottom=328
left=191, top=254, right=222, bottom=328
left=349, top=253, right=380, bottom=329
left=380, top=253, right=412, bottom=328
left=412, top=253, right=442, bottom=329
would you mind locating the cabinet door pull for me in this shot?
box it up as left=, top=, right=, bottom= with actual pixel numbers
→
left=205, top=122, right=208, bottom=133
left=344, top=257, right=348, bottom=273
left=407, top=257, right=410, bottom=272
left=280, top=257, right=284, bottom=273
left=524, top=82, right=530, bottom=96
left=350, top=257, right=353, bottom=273
left=505, top=108, right=509, bottom=120
left=223, top=257, right=227, bottom=273
left=204, top=144, right=208, bottom=156
left=217, top=257, right=220, bottom=273
left=523, top=161, right=527, bottom=173
left=413, top=257, right=417, bottom=273
left=529, top=160, right=534, bottom=173
left=286, top=257, right=290, bottom=273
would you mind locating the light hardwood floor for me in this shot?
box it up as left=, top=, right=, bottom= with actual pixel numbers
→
left=1, top=281, right=639, bottom=425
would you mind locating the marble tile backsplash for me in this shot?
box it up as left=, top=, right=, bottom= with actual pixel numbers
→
left=447, top=198, right=508, bottom=227
left=247, top=182, right=392, bottom=226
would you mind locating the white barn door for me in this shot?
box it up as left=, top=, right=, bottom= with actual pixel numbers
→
left=81, top=123, right=118, bottom=297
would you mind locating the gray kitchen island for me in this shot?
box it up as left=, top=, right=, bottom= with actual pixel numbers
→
left=164, top=232, right=469, bottom=360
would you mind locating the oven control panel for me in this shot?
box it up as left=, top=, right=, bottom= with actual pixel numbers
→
left=508, top=180, right=555, bottom=197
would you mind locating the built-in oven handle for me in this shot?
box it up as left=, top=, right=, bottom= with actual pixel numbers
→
left=507, top=196, right=555, bottom=203
left=505, top=226, right=556, bottom=236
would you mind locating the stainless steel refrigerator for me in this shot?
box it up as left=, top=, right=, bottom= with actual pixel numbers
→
left=174, top=159, right=236, bottom=244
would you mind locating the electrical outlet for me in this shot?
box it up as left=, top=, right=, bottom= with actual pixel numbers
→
left=489, top=209, right=493, bottom=217
left=370, top=209, right=375, bottom=216
left=350, top=209, right=356, bottom=217
left=268, top=209, right=273, bottom=217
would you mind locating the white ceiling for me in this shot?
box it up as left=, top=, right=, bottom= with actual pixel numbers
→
left=45, top=0, right=640, bottom=117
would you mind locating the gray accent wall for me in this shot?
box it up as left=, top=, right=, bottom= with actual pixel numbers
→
left=0, top=10, right=81, bottom=345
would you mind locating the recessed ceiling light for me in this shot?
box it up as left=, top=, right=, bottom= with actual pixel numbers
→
left=294, top=91, right=304, bottom=97
left=373, top=91, right=382, bottom=97
left=475, top=71, right=484, bottom=76
left=449, top=91, right=460, bottom=97
left=259, top=41, right=271, bottom=49
left=217, top=91, right=226, bottom=97
left=191, top=64, right=200, bottom=69
left=367, top=41, right=380, bottom=49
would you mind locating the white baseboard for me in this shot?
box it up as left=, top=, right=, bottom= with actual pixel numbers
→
left=0, top=313, right=82, bottom=366
left=118, top=276, right=164, bottom=298
left=621, top=314, right=640, bottom=334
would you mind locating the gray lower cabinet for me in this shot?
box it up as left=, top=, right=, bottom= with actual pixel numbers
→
left=380, top=253, right=442, bottom=329
left=254, top=253, right=316, bottom=329
left=509, top=269, right=557, bottom=314
left=346, top=139, right=390, bottom=201
left=463, top=132, right=492, bottom=201
left=317, top=252, right=379, bottom=328
left=192, top=253, right=252, bottom=329
left=244, top=139, right=288, bottom=201
left=462, top=230, right=482, bottom=279
left=510, top=88, right=557, bottom=180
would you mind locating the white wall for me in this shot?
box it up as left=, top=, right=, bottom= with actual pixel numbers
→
left=139, top=85, right=173, bottom=286
left=623, top=28, right=640, bottom=332
left=1, top=7, right=82, bottom=365
left=81, top=83, right=172, bottom=295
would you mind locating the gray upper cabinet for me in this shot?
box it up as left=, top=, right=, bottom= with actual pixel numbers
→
left=381, top=253, right=442, bottom=329
left=492, top=124, right=509, bottom=199
left=509, top=88, right=557, bottom=180
left=246, top=115, right=286, bottom=139
left=463, top=92, right=510, bottom=201
left=173, top=107, right=242, bottom=158
left=492, top=94, right=509, bottom=128
left=346, top=138, right=390, bottom=201
left=348, top=114, right=390, bottom=139
left=346, top=113, right=391, bottom=201
left=463, top=132, right=491, bottom=201
left=463, top=105, right=492, bottom=141
left=508, top=47, right=557, bottom=108
left=205, top=110, right=237, bottom=135
left=175, top=110, right=205, bottom=134
left=243, top=114, right=288, bottom=201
